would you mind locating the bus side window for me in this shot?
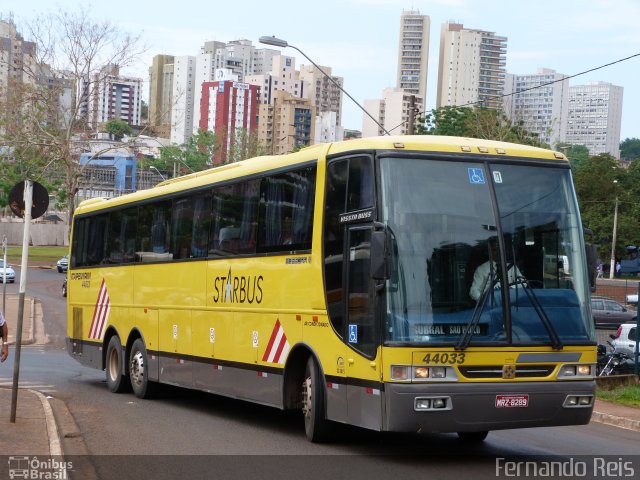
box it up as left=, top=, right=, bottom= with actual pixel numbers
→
left=171, top=196, right=194, bottom=260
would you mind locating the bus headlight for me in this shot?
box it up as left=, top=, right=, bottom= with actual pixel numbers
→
left=413, top=367, right=429, bottom=379
left=391, top=365, right=410, bottom=381
left=558, top=364, right=594, bottom=379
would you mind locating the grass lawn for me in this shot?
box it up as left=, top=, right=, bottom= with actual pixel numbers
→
left=597, top=384, right=640, bottom=408
left=4, top=246, right=69, bottom=263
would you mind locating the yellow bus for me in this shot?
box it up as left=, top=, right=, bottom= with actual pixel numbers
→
left=66, top=135, right=597, bottom=442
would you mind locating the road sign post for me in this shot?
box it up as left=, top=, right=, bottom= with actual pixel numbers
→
left=8, top=180, right=48, bottom=423
left=2, top=236, right=7, bottom=317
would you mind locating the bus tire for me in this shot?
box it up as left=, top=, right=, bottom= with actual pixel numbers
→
left=302, top=357, right=330, bottom=442
left=106, top=336, right=128, bottom=393
left=129, top=338, right=155, bottom=399
left=457, top=431, right=489, bottom=442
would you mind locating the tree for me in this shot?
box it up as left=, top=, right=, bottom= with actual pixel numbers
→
left=555, top=143, right=590, bottom=170
left=104, top=119, right=133, bottom=140
left=573, top=153, right=640, bottom=261
left=417, top=105, right=547, bottom=148
left=620, top=137, right=640, bottom=161
left=0, top=8, right=145, bottom=223
left=152, top=130, right=220, bottom=177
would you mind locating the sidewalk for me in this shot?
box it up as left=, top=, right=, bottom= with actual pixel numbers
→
left=0, top=387, right=60, bottom=455
left=592, top=399, right=640, bottom=432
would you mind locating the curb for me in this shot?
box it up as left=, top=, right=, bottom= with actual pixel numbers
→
left=30, top=389, right=63, bottom=456
left=591, top=411, right=640, bottom=432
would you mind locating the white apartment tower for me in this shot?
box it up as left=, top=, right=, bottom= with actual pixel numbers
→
left=437, top=22, right=507, bottom=110
left=362, top=88, right=424, bottom=137
left=245, top=55, right=304, bottom=105
left=566, top=82, right=623, bottom=158
left=504, top=68, right=569, bottom=147
left=170, top=56, right=196, bottom=145
left=396, top=10, right=430, bottom=105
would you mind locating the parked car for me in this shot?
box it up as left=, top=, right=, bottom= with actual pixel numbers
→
left=626, top=293, right=638, bottom=305
left=591, top=295, right=636, bottom=328
left=0, top=260, right=15, bottom=283
left=62, top=277, right=67, bottom=297
left=56, top=255, right=68, bottom=273
left=610, top=322, right=638, bottom=359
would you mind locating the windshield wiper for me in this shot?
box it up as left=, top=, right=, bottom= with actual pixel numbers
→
left=510, top=275, right=563, bottom=350
left=456, top=270, right=498, bottom=351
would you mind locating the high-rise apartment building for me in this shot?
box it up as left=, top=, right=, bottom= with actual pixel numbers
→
left=245, top=55, right=304, bottom=105
left=503, top=68, right=569, bottom=147
left=362, top=88, right=424, bottom=137
left=198, top=71, right=259, bottom=164
left=85, top=65, right=143, bottom=128
left=566, top=82, right=623, bottom=158
left=299, top=63, right=344, bottom=141
left=0, top=18, right=36, bottom=106
left=257, top=90, right=314, bottom=155
left=170, top=56, right=196, bottom=145
left=191, top=40, right=279, bottom=135
left=149, top=54, right=175, bottom=133
left=437, top=22, right=507, bottom=110
left=396, top=10, right=430, bottom=104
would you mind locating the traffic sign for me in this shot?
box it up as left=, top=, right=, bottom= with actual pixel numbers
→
left=8, top=181, right=48, bottom=219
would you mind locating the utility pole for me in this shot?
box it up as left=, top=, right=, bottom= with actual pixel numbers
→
left=407, top=95, right=416, bottom=135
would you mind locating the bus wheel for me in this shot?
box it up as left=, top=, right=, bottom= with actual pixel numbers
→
left=302, top=357, right=330, bottom=442
left=457, top=431, right=489, bottom=442
left=106, top=336, right=128, bottom=393
left=129, top=338, right=155, bottom=399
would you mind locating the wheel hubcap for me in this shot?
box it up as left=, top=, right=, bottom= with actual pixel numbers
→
left=302, top=376, right=312, bottom=418
left=130, top=351, right=144, bottom=386
left=108, top=348, right=119, bottom=381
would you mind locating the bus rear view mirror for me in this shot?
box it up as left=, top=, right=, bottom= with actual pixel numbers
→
left=371, top=230, right=388, bottom=280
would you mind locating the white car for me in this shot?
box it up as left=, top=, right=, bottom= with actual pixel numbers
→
left=610, top=322, right=639, bottom=358
left=626, top=294, right=638, bottom=305
left=0, top=260, right=16, bottom=283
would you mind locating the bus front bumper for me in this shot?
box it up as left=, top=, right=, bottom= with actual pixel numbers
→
left=384, top=380, right=595, bottom=433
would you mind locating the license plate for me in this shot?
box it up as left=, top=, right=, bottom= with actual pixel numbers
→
left=495, top=394, right=529, bottom=408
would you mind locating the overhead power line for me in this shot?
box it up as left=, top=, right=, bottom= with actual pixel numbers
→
left=460, top=51, right=640, bottom=108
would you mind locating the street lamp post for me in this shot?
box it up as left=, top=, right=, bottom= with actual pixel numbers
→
left=150, top=166, right=167, bottom=182
left=259, top=36, right=391, bottom=136
left=609, top=180, right=619, bottom=279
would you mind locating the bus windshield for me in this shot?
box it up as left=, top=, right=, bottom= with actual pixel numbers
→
left=379, top=156, right=594, bottom=346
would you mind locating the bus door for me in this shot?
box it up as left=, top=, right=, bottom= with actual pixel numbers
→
left=344, top=225, right=382, bottom=430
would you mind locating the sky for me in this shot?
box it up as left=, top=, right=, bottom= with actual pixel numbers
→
left=5, top=0, right=640, bottom=140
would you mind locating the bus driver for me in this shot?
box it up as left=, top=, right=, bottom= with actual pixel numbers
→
left=469, top=238, right=523, bottom=301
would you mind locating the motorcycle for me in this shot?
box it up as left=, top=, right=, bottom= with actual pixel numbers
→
left=597, top=343, right=636, bottom=376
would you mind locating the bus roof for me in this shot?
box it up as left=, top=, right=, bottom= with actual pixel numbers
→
left=74, top=135, right=566, bottom=216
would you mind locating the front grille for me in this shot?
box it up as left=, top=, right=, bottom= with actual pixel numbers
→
left=459, top=365, right=555, bottom=379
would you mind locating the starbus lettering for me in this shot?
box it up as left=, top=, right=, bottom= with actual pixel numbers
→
left=212, top=268, right=263, bottom=304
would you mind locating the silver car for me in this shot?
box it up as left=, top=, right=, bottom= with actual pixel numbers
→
left=0, top=259, right=16, bottom=283
left=57, top=255, right=68, bottom=273
left=610, top=322, right=638, bottom=358
left=591, top=296, right=636, bottom=328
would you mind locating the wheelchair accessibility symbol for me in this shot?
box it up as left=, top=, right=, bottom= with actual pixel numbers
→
left=348, top=324, right=358, bottom=343
left=468, top=168, right=485, bottom=185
